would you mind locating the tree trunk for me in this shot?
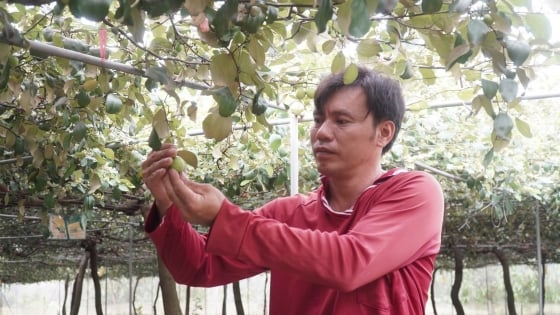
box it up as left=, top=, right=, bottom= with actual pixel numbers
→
left=233, top=281, right=245, bottom=315
left=222, top=284, right=228, bottom=315
left=494, top=248, right=517, bottom=315
left=450, top=247, right=465, bottom=315
left=62, top=274, right=69, bottom=315
left=86, top=241, right=103, bottom=315
left=157, top=256, right=183, bottom=315
left=70, top=252, right=90, bottom=315
left=185, top=286, right=191, bottom=315
left=431, top=267, right=439, bottom=315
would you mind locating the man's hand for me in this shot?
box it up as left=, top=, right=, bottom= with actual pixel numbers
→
left=141, top=143, right=177, bottom=216
left=164, top=170, right=226, bottom=226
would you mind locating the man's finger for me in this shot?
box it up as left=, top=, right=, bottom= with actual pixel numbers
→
left=168, top=170, right=200, bottom=201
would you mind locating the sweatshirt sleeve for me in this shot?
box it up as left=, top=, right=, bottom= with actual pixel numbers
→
left=206, top=171, right=444, bottom=292
left=145, top=204, right=266, bottom=287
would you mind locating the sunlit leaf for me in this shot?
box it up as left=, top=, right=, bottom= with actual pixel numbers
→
left=343, top=63, right=359, bottom=84
left=153, top=108, right=169, bottom=140
left=202, top=110, right=233, bottom=141
left=331, top=51, right=346, bottom=73
left=499, top=78, right=518, bottom=102
left=88, top=173, right=101, bottom=194
left=515, top=117, right=532, bottom=138
left=472, top=94, right=495, bottom=118
left=210, top=53, right=238, bottom=86
left=248, top=38, right=266, bottom=68
left=356, top=39, right=381, bottom=57
left=177, top=150, right=198, bottom=168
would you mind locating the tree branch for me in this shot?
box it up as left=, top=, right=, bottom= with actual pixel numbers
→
left=7, top=0, right=55, bottom=5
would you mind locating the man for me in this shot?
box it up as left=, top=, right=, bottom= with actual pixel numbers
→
left=142, top=66, right=444, bottom=314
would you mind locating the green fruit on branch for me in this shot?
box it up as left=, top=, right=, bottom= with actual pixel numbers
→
left=242, top=9, right=266, bottom=34
left=170, top=156, right=187, bottom=172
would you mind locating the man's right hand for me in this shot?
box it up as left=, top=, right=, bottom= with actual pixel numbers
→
left=141, top=143, right=177, bottom=217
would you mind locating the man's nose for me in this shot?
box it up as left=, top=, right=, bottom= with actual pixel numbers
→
left=315, top=121, right=334, bottom=140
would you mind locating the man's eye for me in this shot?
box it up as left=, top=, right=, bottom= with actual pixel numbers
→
left=336, top=119, right=349, bottom=125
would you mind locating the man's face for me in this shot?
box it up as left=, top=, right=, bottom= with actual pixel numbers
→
left=310, top=87, right=383, bottom=178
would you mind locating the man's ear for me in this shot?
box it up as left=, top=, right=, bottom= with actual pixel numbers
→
left=376, top=120, right=395, bottom=148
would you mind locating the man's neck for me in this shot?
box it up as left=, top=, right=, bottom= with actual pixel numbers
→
left=325, top=167, right=384, bottom=212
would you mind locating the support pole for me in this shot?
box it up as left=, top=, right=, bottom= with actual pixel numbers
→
left=128, top=216, right=133, bottom=315
left=289, top=115, right=299, bottom=195
left=535, top=206, right=544, bottom=315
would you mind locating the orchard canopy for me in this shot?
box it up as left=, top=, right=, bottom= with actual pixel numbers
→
left=0, top=0, right=560, bottom=282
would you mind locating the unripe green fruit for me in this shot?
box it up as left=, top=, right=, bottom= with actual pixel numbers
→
left=250, top=6, right=262, bottom=17
left=170, top=156, right=187, bottom=172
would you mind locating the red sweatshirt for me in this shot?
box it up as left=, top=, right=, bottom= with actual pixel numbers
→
left=145, top=169, right=444, bottom=314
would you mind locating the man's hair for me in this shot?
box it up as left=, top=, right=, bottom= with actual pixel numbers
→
left=313, top=66, right=406, bottom=155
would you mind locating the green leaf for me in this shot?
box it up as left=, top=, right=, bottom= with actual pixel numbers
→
left=343, top=63, right=359, bottom=84
left=331, top=51, right=346, bottom=73
left=322, top=40, right=336, bottom=54
left=524, top=13, right=551, bottom=41
left=349, top=0, right=371, bottom=38
left=467, top=19, right=490, bottom=46
left=481, top=79, right=499, bottom=100
left=146, top=66, right=171, bottom=85
left=472, top=94, right=495, bottom=118
left=499, top=78, right=518, bottom=102
left=210, top=53, right=237, bottom=86
left=493, top=112, right=514, bottom=140
left=315, top=0, right=333, bottom=33
left=177, top=149, right=198, bottom=168
left=269, top=134, right=282, bottom=151
left=422, top=0, right=442, bottom=13
left=202, top=110, right=233, bottom=141
left=515, top=117, right=532, bottom=138
left=482, top=148, right=494, bottom=168
left=445, top=43, right=471, bottom=70
left=105, top=93, right=123, bottom=114
left=505, top=39, right=531, bottom=66
left=153, top=108, right=169, bottom=140
left=148, top=128, right=162, bottom=150
left=356, top=39, right=381, bottom=57
left=248, top=38, right=266, bottom=68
